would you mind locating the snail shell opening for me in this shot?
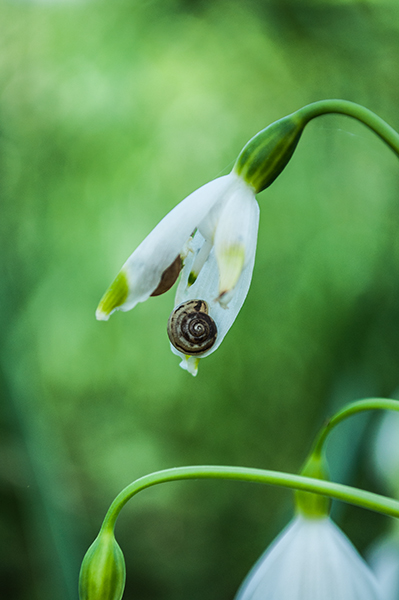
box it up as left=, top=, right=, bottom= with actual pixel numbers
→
left=167, top=299, right=218, bottom=355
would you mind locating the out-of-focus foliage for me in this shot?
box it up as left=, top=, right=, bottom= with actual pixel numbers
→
left=1, top=0, right=399, bottom=599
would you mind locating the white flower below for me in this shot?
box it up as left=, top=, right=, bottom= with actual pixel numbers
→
left=368, top=534, right=399, bottom=600
left=235, top=515, right=383, bottom=600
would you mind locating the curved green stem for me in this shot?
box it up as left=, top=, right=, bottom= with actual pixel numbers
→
left=312, top=397, right=399, bottom=457
left=235, top=99, right=399, bottom=193
left=296, top=99, right=399, bottom=157
left=100, top=464, right=399, bottom=534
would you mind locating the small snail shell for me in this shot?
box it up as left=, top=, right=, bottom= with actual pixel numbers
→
left=167, top=299, right=217, bottom=355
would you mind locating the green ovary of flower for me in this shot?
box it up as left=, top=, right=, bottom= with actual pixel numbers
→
left=234, top=113, right=305, bottom=193
left=295, top=451, right=331, bottom=519
left=79, top=529, right=126, bottom=600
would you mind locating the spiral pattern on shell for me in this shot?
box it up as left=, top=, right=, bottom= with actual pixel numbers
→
left=167, top=300, right=218, bottom=355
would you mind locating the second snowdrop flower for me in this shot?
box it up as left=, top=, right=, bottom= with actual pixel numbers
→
left=235, top=453, right=383, bottom=600
left=235, top=514, right=383, bottom=600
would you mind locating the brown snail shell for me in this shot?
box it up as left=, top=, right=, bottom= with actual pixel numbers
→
left=167, top=299, right=217, bottom=355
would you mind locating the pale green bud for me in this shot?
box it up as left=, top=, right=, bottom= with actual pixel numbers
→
left=295, top=452, right=331, bottom=518
left=234, top=112, right=305, bottom=193
left=79, top=529, right=126, bottom=600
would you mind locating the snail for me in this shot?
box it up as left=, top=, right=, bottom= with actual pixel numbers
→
left=167, top=299, right=218, bottom=355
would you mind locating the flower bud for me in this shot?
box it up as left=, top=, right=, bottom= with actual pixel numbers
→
left=79, top=529, right=126, bottom=600
left=234, top=112, right=305, bottom=193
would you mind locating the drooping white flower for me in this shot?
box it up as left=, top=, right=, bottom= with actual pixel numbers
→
left=234, top=515, right=383, bottom=600
left=96, top=170, right=259, bottom=375
left=95, top=109, right=308, bottom=374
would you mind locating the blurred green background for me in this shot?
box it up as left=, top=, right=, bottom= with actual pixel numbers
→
left=1, top=0, right=399, bottom=598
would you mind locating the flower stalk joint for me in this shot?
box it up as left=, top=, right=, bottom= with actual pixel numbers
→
left=295, top=451, right=331, bottom=518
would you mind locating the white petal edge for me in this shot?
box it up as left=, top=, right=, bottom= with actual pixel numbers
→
left=368, top=534, right=399, bottom=600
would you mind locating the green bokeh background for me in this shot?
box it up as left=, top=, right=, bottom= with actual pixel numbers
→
left=1, top=1, right=399, bottom=598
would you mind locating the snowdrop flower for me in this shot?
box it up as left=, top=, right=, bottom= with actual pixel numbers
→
left=96, top=112, right=305, bottom=374
left=96, top=171, right=259, bottom=375
left=235, top=514, right=383, bottom=600
left=235, top=452, right=383, bottom=600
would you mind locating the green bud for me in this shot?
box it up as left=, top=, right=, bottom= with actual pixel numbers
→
left=234, top=112, right=305, bottom=193
left=79, top=529, right=126, bottom=600
left=295, top=451, right=331, bottom=518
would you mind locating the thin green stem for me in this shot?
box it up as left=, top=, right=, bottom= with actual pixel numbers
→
left=312, top=397, right=399, bottom=457
left=296, top=99, right=399, bottom=157
left=100, top=464, right=399, bottom=534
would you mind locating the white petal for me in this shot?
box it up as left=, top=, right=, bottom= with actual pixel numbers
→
left=214, top=178, right=258, bottom=269
left=98, top=174, right=235, bottom=319
left=177, top=355, right=200, bottom=376
left=197, top=171, right=250, bottom=241
left=214, top=182, right=259, bottom=304
left=235, top=516, right=383, bottom=600
left=189, top=238, right=213, bottom=282
left=368, top=535, right=399, bottom=600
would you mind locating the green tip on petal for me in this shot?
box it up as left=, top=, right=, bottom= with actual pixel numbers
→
left=96, top=271, right=129, bottom=321
left=217, top=243, right=245, bottom=304
left=188, top=271, right=198, bottom=286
